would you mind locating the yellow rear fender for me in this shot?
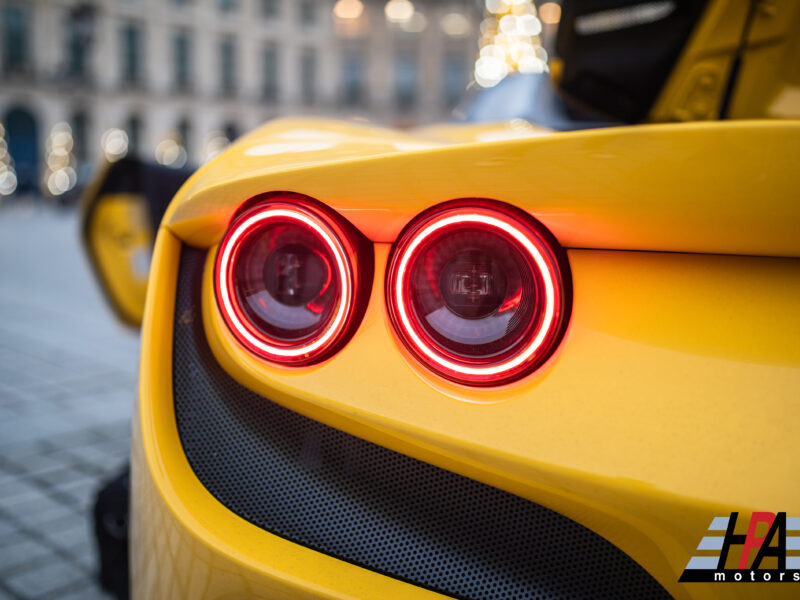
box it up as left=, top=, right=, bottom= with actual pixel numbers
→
left=137, top=116, right=800, bottom=600
left=164, top=118, right=800, bottom=258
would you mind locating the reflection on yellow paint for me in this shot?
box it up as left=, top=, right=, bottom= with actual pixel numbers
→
left=87, top=193, right=153, bottom=326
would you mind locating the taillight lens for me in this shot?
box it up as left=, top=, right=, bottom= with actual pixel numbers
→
left=215, top=197, right=364, bottom=365
left=387, top=201, right=571, bottom=386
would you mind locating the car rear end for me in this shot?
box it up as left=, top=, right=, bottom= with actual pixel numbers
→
left=131, top=117, right=800, bottom=600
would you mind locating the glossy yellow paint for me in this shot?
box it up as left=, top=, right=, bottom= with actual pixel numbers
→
left=729, top=0, right=800, bottom=119
left=650, top=0, right=800, bottom=121
left=131, top=106, right=800, bottom=598
left=162, top=117, right=800, bottom=258
left=133, top=229, right=447, bottom=600
left=84, top=193, right=153, bottom=326
left=134, top=225, right=800, bottom=598
left=417, top=119, right=552, bottom=143
left=198, top=241, right=800, bottom=599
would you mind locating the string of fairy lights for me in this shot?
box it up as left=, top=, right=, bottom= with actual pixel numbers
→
left=475, top=0, right=551, bottom=88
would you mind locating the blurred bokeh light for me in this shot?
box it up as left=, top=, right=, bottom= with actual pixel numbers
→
left=0, top=0, right=490, bottom=202
left=476, top=0, right=548, bottom=88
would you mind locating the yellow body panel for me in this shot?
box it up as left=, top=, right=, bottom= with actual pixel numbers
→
left=163, top=118, right=800, bottom=258
left=650, top=0, right=800, bottom=121
left=127, top=108, right=799, bottom=597
left=201, top=245, right=800, bottom=599
left=729, top=0, right=800, bottom=119
left=417, top=119, right=553, bottom=143
left=649, top=0, right=748, bottom=122
left=84, top=193, right=153, bottom=326
left=133, top=230, right=800, bottom=599
left=133, top=230, right=447, bottom=600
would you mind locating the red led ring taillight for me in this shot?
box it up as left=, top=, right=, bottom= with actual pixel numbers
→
left=387, top=201, right=571, bottom=386
left=215, top=198, right=359, bottom=365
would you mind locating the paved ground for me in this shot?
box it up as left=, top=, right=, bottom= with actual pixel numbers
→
left=0, top=201, right=140, bottom=599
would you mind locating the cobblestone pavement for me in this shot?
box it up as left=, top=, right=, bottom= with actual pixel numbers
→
left=0, top=202, right=140, bottom=599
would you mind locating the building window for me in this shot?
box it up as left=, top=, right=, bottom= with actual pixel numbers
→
left=217, top=0, right=238, bottom=12
left=177, top=117, right=191, bottom=160
left=4, top=107, right=39, bottom=193
left=261, top=0, right=279, bottom=18
left=2, top=6, right=30, bottom=74
left=219, top=36, right=236, bottom=95
left=173, top=30, right=192, bottom=92
left=120, top=23, right=143, bottom=85
left=262, top=43, right=279, bottom=101
left=66, top=7, right=94, bottom=81
left=443, top=55, right=466, bottom=109
left=223, top=122, right=239, bottom=142
left=300, top=48, right=316, bottom=105
left=342, top=50, right=366, bottom=107
left=126, top=114, right=141, bottom=157
left=395, top=53, right=417, bottom=111
left=71, top=111, right=88, bottom=162
left=299, top=0, right=316, bottom=26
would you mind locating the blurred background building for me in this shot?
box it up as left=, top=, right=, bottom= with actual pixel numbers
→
left=0, top=0, right=559, bottom=200
left=0, top=0, right=487, bottom=198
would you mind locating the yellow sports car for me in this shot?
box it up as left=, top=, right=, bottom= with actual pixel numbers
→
left=82, top=1, right=800, bottom=598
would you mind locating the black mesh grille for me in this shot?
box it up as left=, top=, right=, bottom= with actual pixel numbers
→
left=173, top=246, right=672, bottom=600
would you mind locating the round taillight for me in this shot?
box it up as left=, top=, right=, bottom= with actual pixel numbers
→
left=387, top=201, right=571, bottom=386
left=215, top=197, right=365, bottom=365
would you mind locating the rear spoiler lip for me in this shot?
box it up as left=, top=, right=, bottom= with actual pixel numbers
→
left=162, top=118, right=800, bottom=259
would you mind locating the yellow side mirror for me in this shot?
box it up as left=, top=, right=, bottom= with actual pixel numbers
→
left=81, top=158, right=192, bottom=328
left=84, top=192, right=153, bottom=326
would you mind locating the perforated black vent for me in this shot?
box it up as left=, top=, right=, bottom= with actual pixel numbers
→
left=173, top=246, right=672, bottom=600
